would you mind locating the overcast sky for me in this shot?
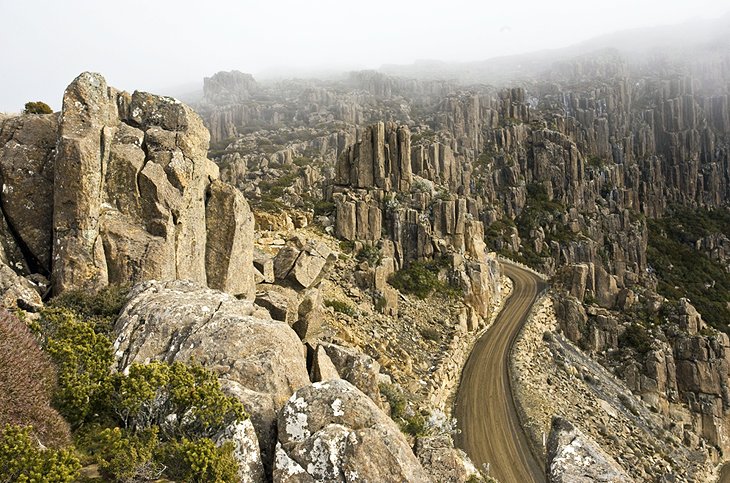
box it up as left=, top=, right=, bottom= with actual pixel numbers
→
left=1, top=0, right=729, bottom=112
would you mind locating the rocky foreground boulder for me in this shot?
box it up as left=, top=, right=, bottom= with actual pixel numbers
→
left=113, top=279, right=310, bottom=469
left=274, top=379, right=433, bottom=482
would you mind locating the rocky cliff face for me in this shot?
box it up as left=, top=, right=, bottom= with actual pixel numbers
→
left=557, top=294, right=730, bottom=454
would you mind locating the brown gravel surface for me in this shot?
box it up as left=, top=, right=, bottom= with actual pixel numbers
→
left=455, top=262, right=547, bottom=483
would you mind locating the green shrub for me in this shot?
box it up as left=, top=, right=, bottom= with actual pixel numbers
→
left=33, top=298, right=247, bottom=482
left=379, top=383, right=427, bottom=437
left=324, top=299, right=356, bottom=317
left=402, top=412, right=428, bottom=437
left=111, top=361, right=246, bottom=439
left=388, top=259, right=455, bottom=300
left=159, top=438, right=238, bottom=482
left=356, top=244, right=382, bottom=266
left=339, top=240, right=355, bottom=254
left=39, top=308, right=114, bottom=427
left=619, top=323, right=652, bottom=354
left=49, top=285, right=129, bottom=335
left=293, top=156, right=313, bottom=167
left=379, top=383, right=407, bottom=420
left=0, top=424, right=80, bottom=483
left=388, top=262, right=439, bottom=299
left=313, top=200, right=335, bottom=216
left=23, top=101, right=53, bottom=115
left=86, top=426, right=162, bottom=481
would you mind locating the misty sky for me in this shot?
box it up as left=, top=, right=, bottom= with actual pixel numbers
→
left=1, top=0, right=729, bottom=112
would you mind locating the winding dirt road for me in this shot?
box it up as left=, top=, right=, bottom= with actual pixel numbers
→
left=455, top=262, right=547, bottom=483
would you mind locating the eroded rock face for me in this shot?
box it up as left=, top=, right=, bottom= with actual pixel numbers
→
left=547, top=417, right=632, bottom=483
left=274, top=379, right=432, bottom=483
left=205, top=180, right=255, bottom=298
left=48, top=72, right=254, bottom=298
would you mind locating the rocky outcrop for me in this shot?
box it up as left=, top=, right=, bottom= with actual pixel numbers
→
left=318, top=342, right=382, bottom=406
left=336, top=121, right=412, bottom=192
left=547, top=417, right=631, bottom=483
left=513, top=296, right=717, bottom=481
left=0, top=263, right=43, bottom=311
left=113, top=280, right=310, bottom=400
left=214, top=419, right=266, bottom=483
left=556, top=293, right=730, bottom=455
left=43, top=72, right=255, bottom=298
left=274, top=379, right=432, bottom=482
left=331, top=122, right=501, bottom=326
left=205, top=180, right=255, bottom=298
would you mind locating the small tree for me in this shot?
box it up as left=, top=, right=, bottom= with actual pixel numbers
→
left=23, top=101, right=53, bottom=115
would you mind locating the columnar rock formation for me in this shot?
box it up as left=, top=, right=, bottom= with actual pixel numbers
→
left=203, top=70, right=258, bottom=105
left=0, top=72, right=256, bottom=300
left=336, top=121, right=413, bottom=192
left=331, top=121, right=501, bottom=323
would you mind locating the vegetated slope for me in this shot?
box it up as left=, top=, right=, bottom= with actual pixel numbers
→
left=648, top=206, right=730, bottom=332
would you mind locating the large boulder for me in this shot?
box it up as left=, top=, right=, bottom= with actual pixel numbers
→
left=51, top=72, right=254, bottom=298
left=274, top=379, right=432, bottom=483
left=547, top=417, right=631, bottom=483
left=113, top=280, right=310, bottom=468
left=274, top=236, right=336, bottom=289
left=319, top=342, right=382, bottom=405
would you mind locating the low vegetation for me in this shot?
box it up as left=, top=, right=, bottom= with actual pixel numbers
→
left=23, top=101, right=53, bottom=115
left=324, top=299, right=357, bottom=316
left=619, top=322, right=652, bottom=354
left=0, top=312, right=71, bottom=449
left=379, top=383, right=428, bottom=438
left=0, top=424, right=80, bottom=483
left=355, top=244, right=382, bottom=266
left=647, top=207, right=730, bottom=333
left=387, top=258, right=455, bottom=300
left=5, top=288, right=249, bottom=482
